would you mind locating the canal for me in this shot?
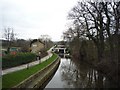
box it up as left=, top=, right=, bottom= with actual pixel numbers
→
left=44, top=57, right=116, bottom=88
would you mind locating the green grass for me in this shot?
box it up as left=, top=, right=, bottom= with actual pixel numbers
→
left=2, top=53, right=58, bottom=88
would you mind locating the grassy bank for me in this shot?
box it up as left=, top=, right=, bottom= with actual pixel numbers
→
left=2, top=53, right=58, bottom=88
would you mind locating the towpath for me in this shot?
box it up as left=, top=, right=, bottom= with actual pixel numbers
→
left=2, top=47, right=53, bottom=75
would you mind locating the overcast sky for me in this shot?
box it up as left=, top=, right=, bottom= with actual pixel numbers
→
left=0, top=0, right=79, bottom=41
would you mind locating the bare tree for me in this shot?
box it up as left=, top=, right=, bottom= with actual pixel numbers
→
left=68, top=1, right=120, bottom=62
left=3, top=27, right=16, bottom=52
left=39, top=34, right=52, bottom=49
left=63, top=28, right=75, bottom=42
left=66, top=1, right=120, bottom=87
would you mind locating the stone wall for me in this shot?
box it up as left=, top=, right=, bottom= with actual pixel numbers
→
left=13, top=57, right=60, bottom=88
left=31, top=41, right=44, bottom=53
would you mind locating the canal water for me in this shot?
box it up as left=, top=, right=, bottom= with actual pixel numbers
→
left=44, top=57, right=115, bottom=88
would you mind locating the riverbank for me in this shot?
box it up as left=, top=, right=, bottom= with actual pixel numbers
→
left=2, top=53, right=52, bottom=75
left=24, top=55, right=60, bottom=88
left=75, top=58, right=119, bottom=88
left=2, top=53, right=59, bottom=88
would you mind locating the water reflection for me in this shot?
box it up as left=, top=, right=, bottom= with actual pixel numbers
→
left=45, top=57, right=115, bottom=88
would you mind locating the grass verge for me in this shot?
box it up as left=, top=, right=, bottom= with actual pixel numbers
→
left=2, top=53, right=58, bottom=88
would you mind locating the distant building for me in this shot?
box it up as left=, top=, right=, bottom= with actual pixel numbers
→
left=10, top=47, right=21, bottom=55
left=30, top=39, right=45, bottom=54
left=52, top=44, right=66, bottom=54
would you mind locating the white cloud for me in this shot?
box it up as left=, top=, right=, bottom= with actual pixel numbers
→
left=0, top=0, right=79, bottom=41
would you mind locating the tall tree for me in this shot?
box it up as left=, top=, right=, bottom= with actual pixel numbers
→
left=39, top=35, right=53, bottom=49
left=3, top=27, right=16, bottom=52
left=68, top=1, right=120, bottom=62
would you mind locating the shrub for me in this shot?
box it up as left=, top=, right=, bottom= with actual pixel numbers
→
left=2, top=52, right=36, bottom=69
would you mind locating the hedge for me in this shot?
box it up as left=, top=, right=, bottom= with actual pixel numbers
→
left=2, top=53, right=58, bottom=88
left=2, top=52, right=36, bottom=69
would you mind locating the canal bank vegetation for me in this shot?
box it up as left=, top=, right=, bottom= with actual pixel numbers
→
left=2, top=52, right=36, bottom=69
left=63, top=1, right=120, bottom=87
left=2, top=53, right=58, bottom=88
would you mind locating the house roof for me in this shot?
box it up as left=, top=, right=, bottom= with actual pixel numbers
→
left=30, top=39, right=45, bottom=47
